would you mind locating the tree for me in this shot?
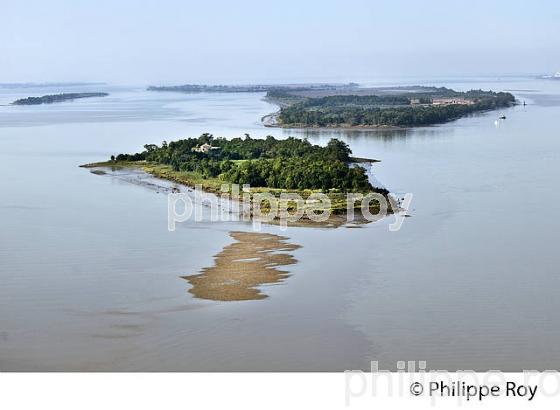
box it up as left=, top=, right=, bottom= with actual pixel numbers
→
left=326, top=139, right=351, bottom=162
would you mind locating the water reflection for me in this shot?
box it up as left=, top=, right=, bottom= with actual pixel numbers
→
left=281, top=127, right=409, bottom=141
left=278, top=125, right=453, bottom=144
left=182, top=231, right=301, bottom=301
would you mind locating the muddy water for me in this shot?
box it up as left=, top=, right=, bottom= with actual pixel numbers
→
left=1, top=77, right=560, bottom=371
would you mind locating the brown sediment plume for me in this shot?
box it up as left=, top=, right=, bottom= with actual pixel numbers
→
left=181, top=231, right=301, bottom=301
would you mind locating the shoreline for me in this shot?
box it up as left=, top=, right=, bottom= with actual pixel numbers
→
left=262, top=97, right=410, bottom=131
left=261, top=110, right=511, bottom=131
left=11, top=92, right=109, bottom=106
left=81, top=161, right=399, bottom=228
left=264, top=122, right=408, bottom=131
left=261, top=93, right=516, bottom=130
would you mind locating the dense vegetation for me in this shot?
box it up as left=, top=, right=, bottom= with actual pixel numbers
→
left=274, top=88, right=515, bottom=127
left=114, top=134, right=377, bottom=192
left=12, top=92, right=109, bottom=105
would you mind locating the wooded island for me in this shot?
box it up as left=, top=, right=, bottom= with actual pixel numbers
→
left=266, top=86, right=515, bottom=127
left=12, top=92, right=109, bottom=105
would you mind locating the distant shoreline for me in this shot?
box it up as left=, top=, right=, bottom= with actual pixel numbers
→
left=263, top=87, right=516, bottom=129
left=147, top=82, right=358, bottom=94
left=12, top=92, right=109, bottom=106
left=261, top=110, right=407, bottom=130
left=262, top=100, right=407, bottom=130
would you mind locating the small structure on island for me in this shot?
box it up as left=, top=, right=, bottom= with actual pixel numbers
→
left=192, top=143, right=221, bottom=153
left=432, top=97, right=475, bottom=106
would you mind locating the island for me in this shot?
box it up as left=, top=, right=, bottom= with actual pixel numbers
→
left=147, top=83, right=359, bottom=94
left=12, top=92, right=109, bottom=105
left=264, top=86, right=516, bottom=128
left=541, top=71, right=560, bottom=80
left=82, top=134, right=394, bottom=220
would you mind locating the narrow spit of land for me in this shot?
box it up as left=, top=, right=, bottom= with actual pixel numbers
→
left=147, top=82, right=515, bottom=128
left=12, top=92, right=109, bottom=105
left=146, top=82, right=358, bottom=94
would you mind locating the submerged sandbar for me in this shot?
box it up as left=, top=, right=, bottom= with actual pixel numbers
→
left=182, top=231, right=301, bottom=301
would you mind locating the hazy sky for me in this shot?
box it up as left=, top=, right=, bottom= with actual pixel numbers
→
left=1, top=0, right=559, bottom=84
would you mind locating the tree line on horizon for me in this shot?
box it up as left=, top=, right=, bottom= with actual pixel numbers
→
left=12, top=92, right=109, bottom=105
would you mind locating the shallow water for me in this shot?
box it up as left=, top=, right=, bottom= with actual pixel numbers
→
left=1, top=77, right=560, bottom=371
left=183, top=231, right=301, bottom=301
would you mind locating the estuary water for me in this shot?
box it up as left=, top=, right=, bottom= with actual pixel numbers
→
left=1, top=77, right=560, bottom=371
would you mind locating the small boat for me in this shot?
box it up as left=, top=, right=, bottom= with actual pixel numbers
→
left=499, top=115, right=507, bottom=120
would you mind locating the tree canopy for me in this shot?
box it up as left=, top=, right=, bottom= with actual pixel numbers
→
left=275, top=89, right=515, bottom=127
left=115, top=134, right=376, bottom=192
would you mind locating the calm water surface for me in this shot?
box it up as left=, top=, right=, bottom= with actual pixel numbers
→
left=1, top=78, right=559, bottom=371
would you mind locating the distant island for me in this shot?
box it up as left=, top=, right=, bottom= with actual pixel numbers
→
left=147, top=83, right=359, bottom=94
left=82, top=134, right=391, bottom=217
left=148, top=82, right=515, bottom=128
left=12, top=92, right=109, bottom=105
left=0, top=82, right=106, bottom=89
left=265, top=86, right=516, bottom=128
left=541, top=72, right=560, bottom=80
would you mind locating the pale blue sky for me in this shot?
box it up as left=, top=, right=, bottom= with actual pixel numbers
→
left=1, top=0, right=559, bottom=84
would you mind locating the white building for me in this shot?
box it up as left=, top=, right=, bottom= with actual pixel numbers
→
left=192, top=143, right=220, bottom=153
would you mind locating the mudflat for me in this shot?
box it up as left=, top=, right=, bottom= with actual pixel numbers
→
left=182, top=231, right=301, bottom=301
